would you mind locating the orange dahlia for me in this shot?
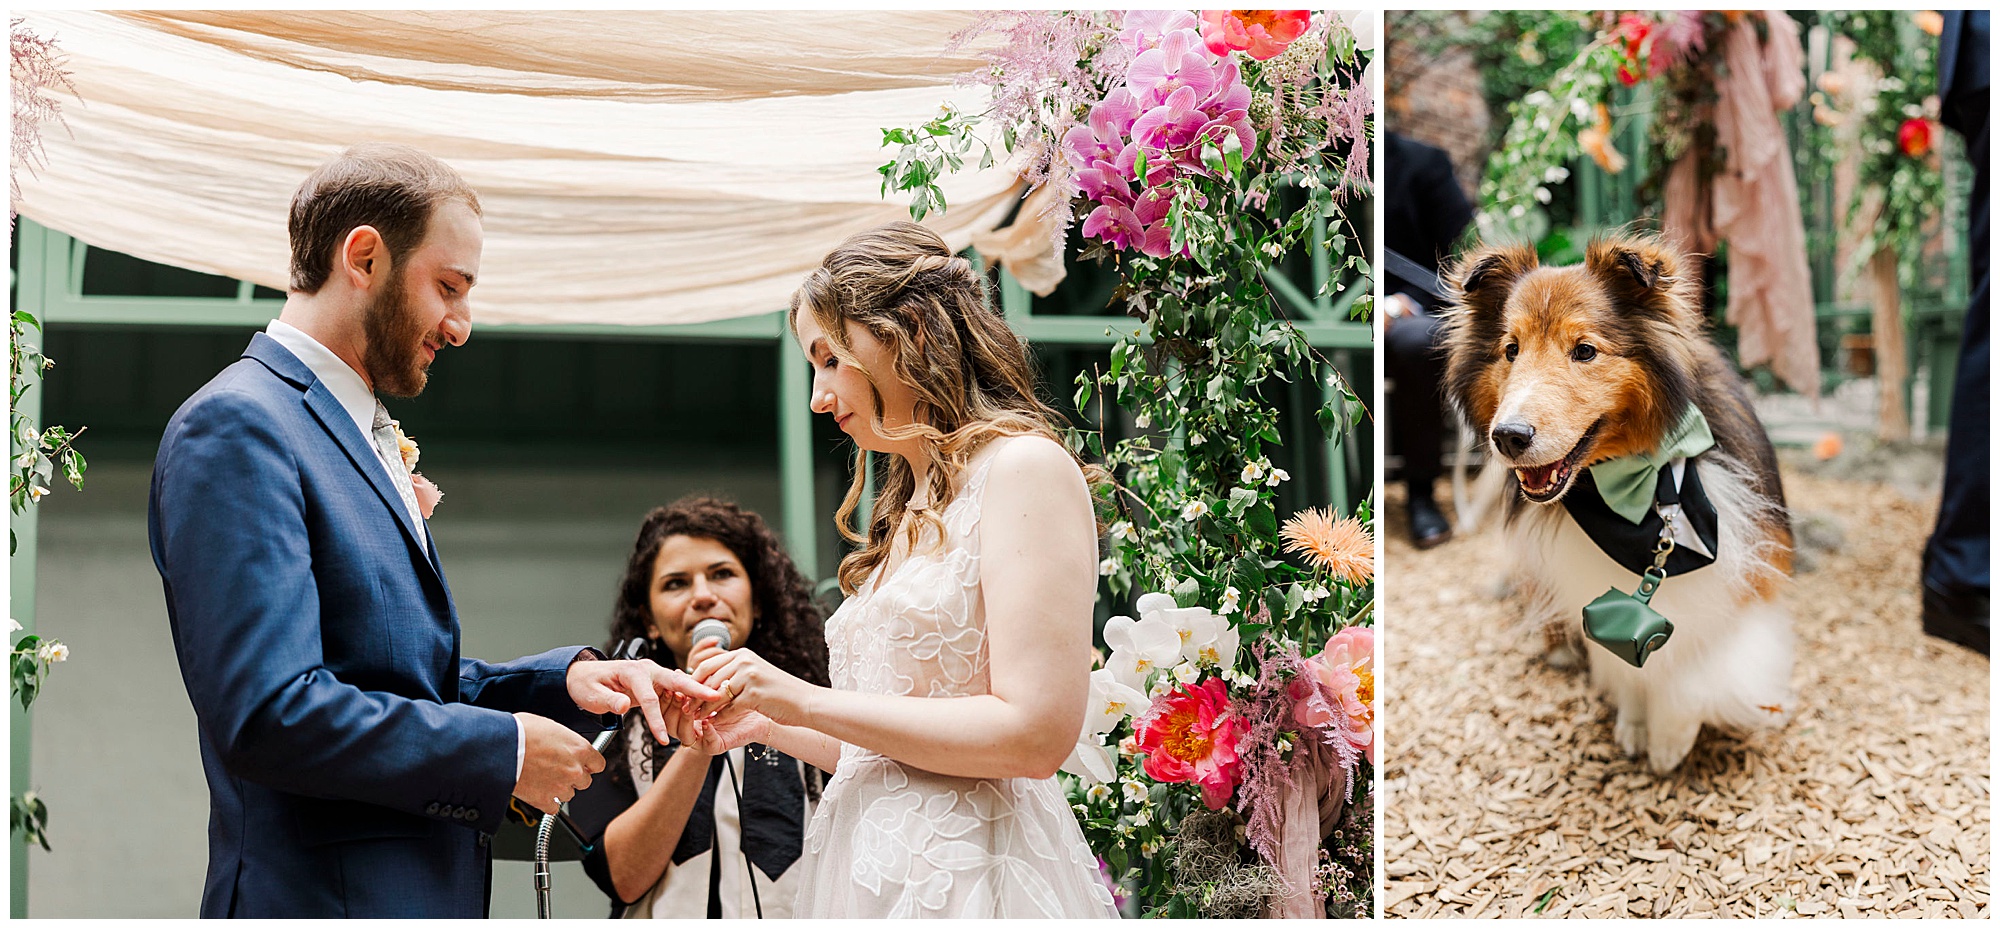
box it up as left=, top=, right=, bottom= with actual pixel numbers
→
left=1280, top=507, right=1373, bottom=585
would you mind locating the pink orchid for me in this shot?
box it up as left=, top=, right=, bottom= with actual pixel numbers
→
left=1200, top=10, right=1313, bottom=61
left=1127, top=29, right=1220, bottom=108
left=411, top=473, right=443, bottom=519
left=1130, top=86, right=1215, bottom=160
left=1134, top=677, right=1245, bottom=810
left=1062, top=88, right=1141, bottom=170
left=1074, top=160, right=1135, bottom=205
left=1118, top=9, right=1200, bottom=56
left=1081, top=203, right=1148, bottom=253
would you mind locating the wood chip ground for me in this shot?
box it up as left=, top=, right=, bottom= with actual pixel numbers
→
left=1380, top=467, right=1990, bottom=918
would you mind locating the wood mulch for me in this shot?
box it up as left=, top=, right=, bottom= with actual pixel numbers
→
left=1380, top=466, right=1991, bottom=919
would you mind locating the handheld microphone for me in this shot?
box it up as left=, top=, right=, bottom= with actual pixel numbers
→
left=689, top=618, right=733, bottom=653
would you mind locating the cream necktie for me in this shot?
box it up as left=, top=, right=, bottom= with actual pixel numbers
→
left=370, top=400, right=426, bottom=545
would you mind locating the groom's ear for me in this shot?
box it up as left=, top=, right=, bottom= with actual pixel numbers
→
left=338, top=224, right=390, bottom=289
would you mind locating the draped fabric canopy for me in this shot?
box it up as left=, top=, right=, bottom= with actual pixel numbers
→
left=14, top=11, right=1024, bottom=325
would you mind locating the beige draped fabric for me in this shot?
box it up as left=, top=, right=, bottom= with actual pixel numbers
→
left=1710, top=12, right=1820, bottom=399
left=13, top=11, right=1025, bottom=325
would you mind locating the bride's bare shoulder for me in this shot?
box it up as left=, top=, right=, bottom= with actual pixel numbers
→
left=980, top=433, right=1083, bottom=484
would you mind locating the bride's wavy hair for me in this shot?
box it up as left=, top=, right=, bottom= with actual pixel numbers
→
left=789, top=221, right=1108, bottom=595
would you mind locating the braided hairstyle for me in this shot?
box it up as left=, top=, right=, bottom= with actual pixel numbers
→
left=600, top=497, right=829, bottom=787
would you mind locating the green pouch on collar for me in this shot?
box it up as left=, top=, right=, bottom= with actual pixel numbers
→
left=1582, top=569, right=1675, bottom=668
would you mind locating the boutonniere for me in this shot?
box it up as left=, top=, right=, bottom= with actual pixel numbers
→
left=392, top=423, right=442, bottom=519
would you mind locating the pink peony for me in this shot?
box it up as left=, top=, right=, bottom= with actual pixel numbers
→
left=1200, top=10, right=1312, bottom=61
left=411, top=473, right=443, bottom=519
left=1298, top=627, right=1373, bottom=764
left=1134, top=677, right=1245, bottom=809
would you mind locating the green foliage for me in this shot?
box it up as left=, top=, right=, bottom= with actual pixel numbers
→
left=11, top=791, right=49, bottom=852
left=1823, top=11, right=1949, bottom=288
left=10, top=309, right=87, bottom=555
left=877, top=104, right=995, bottom=223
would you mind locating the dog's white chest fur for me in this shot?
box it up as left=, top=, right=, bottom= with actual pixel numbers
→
left=1499, top=453, right=1795, bottom=773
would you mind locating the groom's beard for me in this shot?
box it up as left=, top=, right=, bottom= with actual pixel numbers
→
left=362, top=267, right=435, bottom=398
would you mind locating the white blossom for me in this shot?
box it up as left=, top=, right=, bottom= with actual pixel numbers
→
left=1240, top=461, right=1267, bottom=484
left=1219, top=586, right=1242, bottom=615
left=38, top=641, right=67, bottom=663
left=1087, top=783, right=1112, bottom=803
left=1131, top=810, right=1152, bottom=828
left=1181, top=499, right=1211, bottom=521
left=1099, top=557, right=1119, bottom=576
left=1172, top=660, right=1200, bottom=684
left=1134, top=412, right=1152, bottom=429
left=1104, top=611, right=1182, bottom=693
left=1121, top=778, right=1149, bottom=803
left=8, top=618, right=20, bottom=633
left=1109, top=520, right=1138, bottom=543
left=1266, top=468, right=1290, bottom=487
left=1190, top=431, right=1206, bottom=446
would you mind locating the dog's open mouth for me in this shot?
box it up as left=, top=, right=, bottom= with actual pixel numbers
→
left=1511, top=421, right=1601, bottom=503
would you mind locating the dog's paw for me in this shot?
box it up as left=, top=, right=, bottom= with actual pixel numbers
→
left=1614, top=710, right=1647, bottom=759
left=1646, top=716, right=1702, bottom=775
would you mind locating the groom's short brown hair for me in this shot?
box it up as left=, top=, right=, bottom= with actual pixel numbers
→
left=287, top=143, right=481, bottom=294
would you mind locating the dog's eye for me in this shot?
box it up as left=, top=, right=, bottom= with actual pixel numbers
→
left=1504, top=343, right=1519, bottom=362
left=1572, top=343, right=1598, bottom=362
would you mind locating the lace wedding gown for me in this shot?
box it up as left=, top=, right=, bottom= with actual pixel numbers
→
left=792, top=437, right=1121, bottom=918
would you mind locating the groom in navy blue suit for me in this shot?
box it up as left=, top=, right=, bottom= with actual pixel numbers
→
left=149, top=145, right=720, bottom=917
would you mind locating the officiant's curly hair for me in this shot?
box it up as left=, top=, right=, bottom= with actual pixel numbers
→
left=790, top=221, right=1109, bottom=595
left=287, top=143, right=481, bottom=293
left=602, top=497, right=829, bottom=785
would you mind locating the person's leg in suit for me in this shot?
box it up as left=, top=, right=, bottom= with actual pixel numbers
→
left=1923, top=12, right=1988, bottom=654
left=1385, top=303, right=1451, bottom=548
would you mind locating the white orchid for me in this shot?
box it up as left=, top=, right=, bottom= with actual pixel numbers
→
left=8, top=618, right=20, bottom=633
left=1061, top=736, right=1118, bottom=785
left=1171, top=660, right=1200, bottom=684
left=1336, top=10, right=1379, bottom=53
left=1104, top=611, right=1182, bottom=693
left=1085, top=668, right=1147, bottom=736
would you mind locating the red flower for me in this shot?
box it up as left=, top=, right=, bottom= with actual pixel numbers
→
left=1200, top=10, right=1312, bottom=61
left=1899, top=118, right=1934, bottom=158
left=1615, top=13, right=1654, bottom=85
left=1133, top=677, right=1245, bottom=809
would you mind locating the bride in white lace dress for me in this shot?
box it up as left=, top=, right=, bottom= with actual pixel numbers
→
left=670, top=222, right=1120, bottom=918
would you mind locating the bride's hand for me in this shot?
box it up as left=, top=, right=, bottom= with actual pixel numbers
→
left=673, top=704, right=773, bottom=756
left=691, top=647, right=813, bottom=727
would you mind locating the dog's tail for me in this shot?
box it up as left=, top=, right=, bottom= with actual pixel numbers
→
left=1702, top=602, right=1796, bottom=731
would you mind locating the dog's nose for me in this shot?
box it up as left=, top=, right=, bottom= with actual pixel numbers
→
left=1492, top=421, right=1536, bottom=459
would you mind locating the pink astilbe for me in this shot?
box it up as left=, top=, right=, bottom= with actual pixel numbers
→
left=11, top=17, right=77, bottom=211
left=949, top=11, right=1121, bottom=250
left=1311, top=66, right=1375, bottom=199
left=1649, top=10, right=1709, bottom=75
left=1233, top=639, right=1365, bottom=867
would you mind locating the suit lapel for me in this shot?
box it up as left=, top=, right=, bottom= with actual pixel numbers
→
left=244, top=333, right=439, bottom=585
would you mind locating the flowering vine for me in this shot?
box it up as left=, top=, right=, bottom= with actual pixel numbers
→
left=880, top=9, right=1374, bottom=917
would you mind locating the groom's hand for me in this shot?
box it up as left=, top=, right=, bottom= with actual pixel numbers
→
left=567, top=659, right=723, bottom=746
left=512, top=712, right=603, bottom=814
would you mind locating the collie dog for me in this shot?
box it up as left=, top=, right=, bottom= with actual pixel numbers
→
left=1439, top=234, right=1794, bottom=773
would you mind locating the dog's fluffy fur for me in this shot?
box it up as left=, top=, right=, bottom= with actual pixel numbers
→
left=1439, top=234, right=1795, bottom=773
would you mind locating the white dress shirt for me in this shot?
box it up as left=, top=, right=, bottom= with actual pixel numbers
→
left=262, top=320, right=526, bottom=780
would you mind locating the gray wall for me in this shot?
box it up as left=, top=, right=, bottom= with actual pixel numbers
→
left=25, top=458, right=782, bottom=918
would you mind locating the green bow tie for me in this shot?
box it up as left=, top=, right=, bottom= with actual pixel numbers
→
left=1585, top=405, right=1715, bottom=524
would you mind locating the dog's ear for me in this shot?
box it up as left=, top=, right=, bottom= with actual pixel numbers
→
left=1445, top=244, right=1538, bottom=321
left=1585, top=235, right=1694, bottom=318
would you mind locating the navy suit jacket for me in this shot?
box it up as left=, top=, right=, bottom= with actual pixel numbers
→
left=148, top=333, right=600, bottom=917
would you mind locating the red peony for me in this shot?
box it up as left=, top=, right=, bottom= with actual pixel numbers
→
left=1133, top=677, right=1245, bottom=809
left=1899, top=117, right=1934, bottom=158
left=1199, top=10, right=1312, bottom=61
left=1616, top=13, right=1653, bottom=86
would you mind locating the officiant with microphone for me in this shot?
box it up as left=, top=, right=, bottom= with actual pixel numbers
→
left=568, top=498, right=831, bottom=918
